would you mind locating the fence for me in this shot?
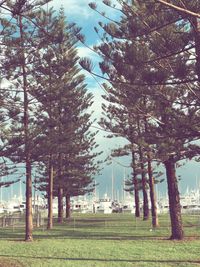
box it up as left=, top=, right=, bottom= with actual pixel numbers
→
left=0, top=212, right=45, bottom=228
left=0, top=212, right=200, bottom=236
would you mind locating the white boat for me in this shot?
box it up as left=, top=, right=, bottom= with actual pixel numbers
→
left=70, top=196, right=93, bottom=214
left=158, top=188, right=200, bottom=214
left=96, top=194, right=113, bottom=214
left=0, top=203, right=5, bottom=214
left=3, top=194, right=46, bottom=214
left=121, top=194, right=136, bottom=214
left=122, top=203, right=135, bottom=213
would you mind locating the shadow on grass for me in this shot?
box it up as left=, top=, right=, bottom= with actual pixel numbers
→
left=0, top=228, right=168, bottom=241
left=0, top=222, right=199, bottom=241
left=33, top=230, right=200, bottom=241
left=0, top=226, right=197, bottom=241
left=0, top=235, right=166, bottom=241
left=0, top=254, right=200, bottom=264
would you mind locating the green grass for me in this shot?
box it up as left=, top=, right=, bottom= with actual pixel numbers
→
left=0, top=213, right=200, bottom=266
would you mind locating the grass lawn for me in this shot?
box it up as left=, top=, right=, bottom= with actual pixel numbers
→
left=0, top=213, right=200, bottom=267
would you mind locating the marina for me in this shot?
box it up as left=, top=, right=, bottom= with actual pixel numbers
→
left=1, top=187, right=200, bottom=216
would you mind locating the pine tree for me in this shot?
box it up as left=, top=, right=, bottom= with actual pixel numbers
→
left=0, top=0, right=51, bottom=241
left=31, top=8, right=101, bottom=224
left=81, top=0, right=200, bottom=239
left=0, top=90, right=21, bottom=190
left=97, top=82, right=152, bottom=221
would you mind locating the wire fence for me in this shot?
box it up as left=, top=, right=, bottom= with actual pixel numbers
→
left=0, top=212, right=200, bottom=236
left=0, top=212, right=45, bottom=228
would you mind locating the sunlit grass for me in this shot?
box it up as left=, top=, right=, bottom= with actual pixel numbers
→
left=0, top=213, right=200, bottom=266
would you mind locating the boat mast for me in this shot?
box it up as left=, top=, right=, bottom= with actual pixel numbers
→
left=94, top=180, right=96, bottom=201
left=123, top=168, right=126, bottom=202
left=19, top=178, right=22, bottom=202
left=112, top=161, right=114, bottom=200
left=10, top=183, right=13, bottom=200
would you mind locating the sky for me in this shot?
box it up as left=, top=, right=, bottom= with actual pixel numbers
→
left=1, top=0, right=200, bottom=202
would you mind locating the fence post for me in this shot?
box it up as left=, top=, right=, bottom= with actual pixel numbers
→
left=73, top=217, right=75, bottom=231
left=135, top=216, right=137, bottom=230
left=12, top=217, right=15, bottom=232
left=36, top=211, right=40, bottom=227
left=2, top=215, right=6, bottom=227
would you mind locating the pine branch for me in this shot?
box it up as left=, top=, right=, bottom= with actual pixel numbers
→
left=156, top=0, right=200, bottom=18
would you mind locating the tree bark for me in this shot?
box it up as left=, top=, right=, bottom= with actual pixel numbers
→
left=66, top=195, right=71, bottom=219
left=132, top=151, right=140, bottom=217
left=164, top=156, right=184, bottom=240
left=138, top=145, right=149, bottom=220
left=47, top=157, right=53, bottom=229
left=143, top=107, right=158, bottom=226
left=47, top=56, right=54, bottom=229
left=25, top=161, right=33, bottom=241
left=57, top=151, right=63, bottom=223
left=147, top=153, right=159, bottom=228
left=134, top=178, right=140, bottom=218
left=19, top=15, right=33, bottom=242
left=58, top=187, right=64, bottom=223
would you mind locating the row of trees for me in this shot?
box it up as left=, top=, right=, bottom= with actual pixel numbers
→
left=0, top=1, right=101, bottom=241
left=0, top=0, right=199, bottom=242
left=80, top=0, right=200, bottom=240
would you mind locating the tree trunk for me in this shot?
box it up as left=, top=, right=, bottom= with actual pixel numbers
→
left=165, top=156, right=184, bottom=240
left=147, top=153, right=159, bottom=228
left=47, top=58, right=54, bottom=229
left=47, top=157, right=54, bottom=229
left=132, top=151, right=140, bottom=217
left=57, top=151, right=63, bottom=223
left=134, top=178, right=140, bottom=218
left=58, top=187, right=64, bottom=223
left=19, top=15, right=33, bottom=242
left=143, top=105, right=157, bottom=225
left=25, top=161, right=33, bottom=241
left=66, top=195, right=71, bottom=219
left=138, top=146, right=149, bottom=220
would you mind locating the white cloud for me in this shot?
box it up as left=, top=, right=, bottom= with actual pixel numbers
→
left=51, top=0, right=121, bottom=20
left=51, top=0, right=99, bottom=19
left=77, top=46, right=97, bottom=58
left=87, top=86, right=105, bottom=124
